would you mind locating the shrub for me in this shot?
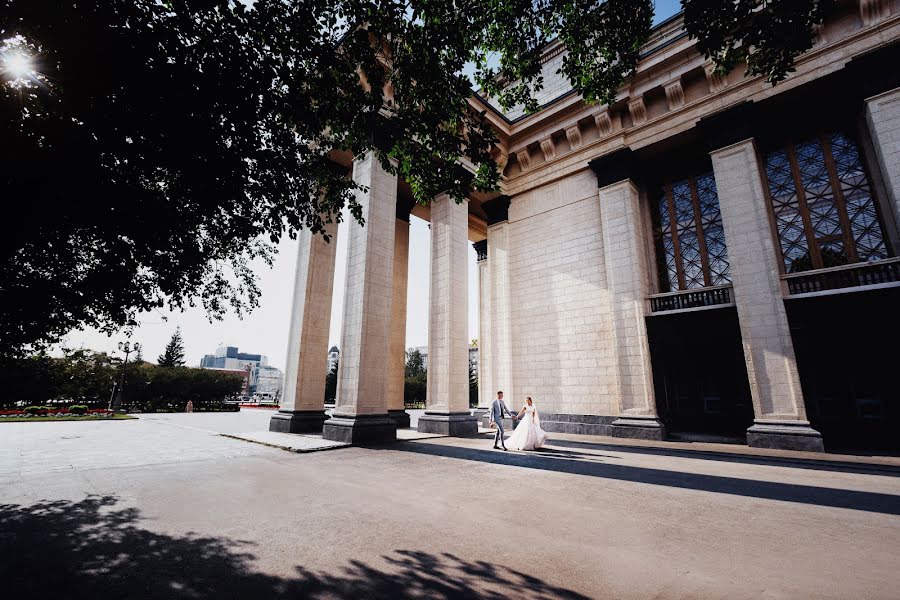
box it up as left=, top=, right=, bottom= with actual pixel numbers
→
left=68, top=404, right=88, bottom=415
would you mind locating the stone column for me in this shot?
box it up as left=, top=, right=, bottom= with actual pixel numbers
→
left=487, top=221, right=514, bottom=409
left=269, top=220, right=338, bottom=433
left=417, top=193, right=478, bottom=436
left=322, top=152, right=398, bottom=444
left=599, top=180, right=665, bottom=440
left=710, top=139, right=823, bottom=452
left=472, top=240, right=492, bottom=422
left=865, top=87, right=900, bottom=237
left=387, top=216, right=411, bottom=428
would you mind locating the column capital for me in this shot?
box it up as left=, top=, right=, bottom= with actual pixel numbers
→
left=395, top=195, right=416, bottom=222
left=473, top=240, right=487, bottom=261
left=698, top=101, right=757, bottom=153
left=482, top=195, right=511, bottom=225
left=588, top=148, right=637, bottom=188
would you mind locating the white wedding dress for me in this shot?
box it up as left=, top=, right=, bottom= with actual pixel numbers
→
left=506, top=405, right=548, bottom=450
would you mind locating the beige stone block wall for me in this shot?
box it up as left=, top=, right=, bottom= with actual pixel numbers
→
left=281, top=221, right=338, bottom=412
left=710, top=140, right=807, bottom=420
left=866, top=87, right=900, bottom=235
left=598, top=180, right=657, bottom=416
left=335, top=153, right=397, bottom=416
left=387, top=219, right=410, bottom=411
left=426, top=194, right=470, bottom=413
left=505, top=169, right=617, bottom=416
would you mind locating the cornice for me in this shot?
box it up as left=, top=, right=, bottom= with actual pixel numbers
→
left=501, top=11, right=900, bottom=196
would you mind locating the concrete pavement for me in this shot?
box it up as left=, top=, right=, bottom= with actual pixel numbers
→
left=1, top=409, right=899, bottom=599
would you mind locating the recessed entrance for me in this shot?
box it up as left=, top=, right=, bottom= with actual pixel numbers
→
left=647, top=307, right=754, bottom=440
left=787, top=286, right=900, bottom=452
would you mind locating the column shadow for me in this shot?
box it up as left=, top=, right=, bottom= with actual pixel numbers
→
left=0, top=496, right=589, bottom=600
left=382, top=440, right=900, bottom=516
left=546, top=438, right=900, bottom=478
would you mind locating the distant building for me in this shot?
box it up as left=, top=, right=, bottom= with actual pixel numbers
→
left=200, top=345, right=267, bottom=371
left=327, top=346, right=340, bottom=372
left=200, top=345, right=281, bottom=401
left=252, top=364, right=284, bottom=402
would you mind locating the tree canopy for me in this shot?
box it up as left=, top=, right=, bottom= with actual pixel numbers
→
left=0, top=0, right=831, bottom=356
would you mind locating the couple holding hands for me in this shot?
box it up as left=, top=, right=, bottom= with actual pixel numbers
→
left=488, top=390, right=549, bottom=451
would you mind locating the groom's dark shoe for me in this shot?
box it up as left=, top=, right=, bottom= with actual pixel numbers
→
left=502, top=446, right=508, bottom=451
left=493, top=445, right=500, bottom=449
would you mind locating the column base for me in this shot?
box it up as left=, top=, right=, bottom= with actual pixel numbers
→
left=611, top=415, right=666, bottom=441
left=746, top=420, right=824, bottom=452
left=418, top=412, right=479, bottom=437
left=387, top=409, right=411, bottom=429
left=322, top=414, right=397, bottom=445
left=481, top=414, right=517, bottom=431
left=269, top=410, right=328, bottom=434
left=471, top=408, right=490, bottom=422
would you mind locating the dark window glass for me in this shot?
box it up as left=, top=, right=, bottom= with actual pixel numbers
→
left=653, top=171, right=732, bottom=292
left=763, top=133, right=888, bottom=273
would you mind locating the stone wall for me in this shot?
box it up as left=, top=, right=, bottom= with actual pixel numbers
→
left=505, top=169, right=618, bottom=416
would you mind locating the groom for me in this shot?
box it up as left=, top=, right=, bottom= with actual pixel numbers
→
left=489, top=391, right=515, bottom=451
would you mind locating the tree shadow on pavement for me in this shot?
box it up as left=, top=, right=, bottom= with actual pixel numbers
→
left=0, top=495, right=589, bottom=600
left=387, top=440, right=900, bottom=516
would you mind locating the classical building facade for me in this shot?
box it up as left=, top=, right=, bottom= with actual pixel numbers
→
left=272, top=1, right=900, bottom=452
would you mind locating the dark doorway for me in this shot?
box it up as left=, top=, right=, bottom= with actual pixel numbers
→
left=787, top=287, right=900, bottom=452
left=647, top=307, right=754, bottom=439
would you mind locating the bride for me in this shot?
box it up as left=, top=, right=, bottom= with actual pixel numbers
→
left=506, top=397, right=549, bottom=451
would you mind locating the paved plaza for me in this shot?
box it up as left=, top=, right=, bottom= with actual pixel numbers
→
left=2, top=409, right=900, bottom=599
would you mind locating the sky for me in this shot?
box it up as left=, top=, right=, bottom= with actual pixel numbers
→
left=62, top=213, right=478, bottom=371
left=60, top=0, right=683, bottom=371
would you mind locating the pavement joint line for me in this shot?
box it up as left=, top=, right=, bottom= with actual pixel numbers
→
left=138, top=417, right=224, bottom=435
left=219, top=433, right=350, bottom=454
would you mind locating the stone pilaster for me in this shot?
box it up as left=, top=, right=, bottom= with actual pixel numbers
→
left=865, top=87, right=900, bottom=238
left=387, top=217, right=411, bottom=428
left=418, top=193, right=478, bottom=436
left=322, top=152, right=398, bottom=444
left=599, top=180, right=664, bottom=441
left=710, top=139, right=823, bottom=452
left=474, top=241, right=492, bottom=419
left=269, top=220, right=337, bottom=434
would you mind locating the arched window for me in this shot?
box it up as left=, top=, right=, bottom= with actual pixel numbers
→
left=763, top=132, right=889, bottom=273
left=653, top=171, right=731, bottom=292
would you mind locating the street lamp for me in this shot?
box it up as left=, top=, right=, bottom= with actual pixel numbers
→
left=108, top=341, right=140, bottom=412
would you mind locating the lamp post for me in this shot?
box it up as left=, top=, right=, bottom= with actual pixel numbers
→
left=109, top=341, right=140, bottom=412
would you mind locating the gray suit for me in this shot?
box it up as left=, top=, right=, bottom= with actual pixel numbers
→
left=490, top=398, right=513, bottom=448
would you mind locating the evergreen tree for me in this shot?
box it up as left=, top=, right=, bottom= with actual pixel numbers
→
left=157, top=328, right=185, bottom=367
left=404, top=349, right=426, bottom=378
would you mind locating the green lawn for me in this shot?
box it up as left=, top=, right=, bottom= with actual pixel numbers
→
left=0, top=414, right=137, bottom=423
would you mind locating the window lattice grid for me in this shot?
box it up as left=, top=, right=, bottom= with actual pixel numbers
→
left=764, top=132, right=889, bottom=273
left=653, top=172, right=732, bottom=292
left=827, top=133, right=888, bottom=262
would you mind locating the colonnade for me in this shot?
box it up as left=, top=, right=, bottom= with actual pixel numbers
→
left=270, top=153, right=476, bottom=443
left=274, top=85, right=900, bottom=450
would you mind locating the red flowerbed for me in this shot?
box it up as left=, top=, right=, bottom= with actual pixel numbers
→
left=0, top=407, right=113, bottom=416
